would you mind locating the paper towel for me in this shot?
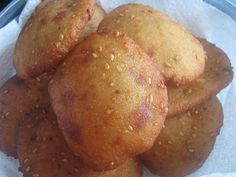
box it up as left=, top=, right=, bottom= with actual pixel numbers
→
left=0, top=0, right=235, bottom=176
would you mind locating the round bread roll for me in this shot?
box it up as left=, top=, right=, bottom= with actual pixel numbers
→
left=49, top=32, right=168, bottom=171
left=141, top=96, right=223, bottom=177
left=14, top=0, right=96, bottom=79
left=168, top=38, right=233, bottom=117
left=17, top=108, right=142, bottom=177
left=0, top=74, right=50, bottom=157
left=98, top=3, right=206, bottom=86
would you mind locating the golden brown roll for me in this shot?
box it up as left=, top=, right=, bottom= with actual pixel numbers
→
left=0, top=74, right=51, bottom=157
left=98, top=3, right=206, bottom=86
left=14, top=0, right=96, bottom=79
left=141, top=96, right=223, bottom=177
left=49, top=32, right=168, bottom=171
left=168, top=38, right=233, bottom=117
left=17, top=107, right=142, bottom=177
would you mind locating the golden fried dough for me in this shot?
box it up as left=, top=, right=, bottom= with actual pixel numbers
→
left=141, top=97, right=223, bottom=177
left=98, top=3, right=206, bottom=86
left=168, top=38, right=233, bottom=117
left=0, top=74, right=50, bottom=157
left=49, top=32, right=168, bottom=171
left=17, top=108, right=142, bottom=177
left=14, top=0, right=96, bottom=79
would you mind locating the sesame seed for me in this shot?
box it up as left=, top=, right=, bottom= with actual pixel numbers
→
left=192, top=133, right=196, bottom=137
left=27, top=125, right=31, bottom=129
left=164, top=62, right=172, bottom=68
left=92, top=53, right=98, bottom=58
left=3, top=90, right=8, bottom=94
left=5, top=112, right=9, bottom=117
left=56, top=42, right=61, bottom=48
left=102, top=73, right=106, bottom=79
left=148, top=78, right=152, bottom=85
left=179, top=132, right=184, bottom=136
left=110, top=54, right=115, bottom=61
left=165, top=107, right=168, bottom=113
left=26, top=166, right=30, bottom=172
left=98, top=46, right=103, bottom=52
left=33, top=174, right=39, bottom=177
left=110, top=162, right=114, bottom=166
left=193, top=126, right=198, bottom=130
left=150, top=94, right=154, bottom=103
left=36, top=77, right=41, bottom=82
left=131, top=15, right=135, bottom=19
left=24, top=159, right=28, bottom=164
left=195, top=110, right=199, bottom=115
left=110, top=82, right=115, bottom=87
left=105, top=63, right=110, bottom=70
left=33, top=148, right=37, bottom=153
left=187, top=111, right=192, bottom=117
left=74, top=168, right=79, bottom=173
left=60, top=152, right=66, bottom=156
left=59, top=34, right=64, bottom=41
left=167, top=140, right=172, bottom=144
left=158, top=141, right=162, bottom=145
left=62, top=159, right=68, bottom=163
left=187, top=89, right=193, bottom=94
left=106, top=109, right=113, bottom=115
left=188, top=148, right=195, bottom=153
left=119, top=13, right=124, bottom=17
left=174, top=55, right=181, bottom=61
left=116, top=31, right=121, bottom=37
left=128, top=125, right=134, bottom=131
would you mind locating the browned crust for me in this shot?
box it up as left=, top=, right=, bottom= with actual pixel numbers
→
left=0, top=74, right=50, bottom=157
left=141, top=96, right=223, bottom=177
left=13, top=0, right=96, bottom=79
left=98, top=3, right=206, bottom=86
left=49, top=31, right=168, bottom=171
left=17, top=107, right=142, bottom=177
left=168, top=38, right=233, bottom=117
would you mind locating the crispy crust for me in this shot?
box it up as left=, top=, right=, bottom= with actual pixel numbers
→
left=98, top=3, right=206, bottom=86
left=168, top=38, right=233, bottom=117
left=14, top=0, right=96, bottom=79
left=17, top=107, right=142, bottom=177
left=141, top=96, right=223, bottom=177
left=0, top=74, right=50, bottom=157
left=49, top=32, right=168, bottom=171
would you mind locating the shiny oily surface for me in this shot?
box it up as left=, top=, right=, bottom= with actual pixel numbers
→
left=98, top=3, right=206, bottom=86
left=168, top=38, right=233, bottom=117
left=141, top=97, right=223, bottom=177
left=17, top=108, right=142, bottom=177
left=14, top=0, right=96, bottom=79
left=0, top=74, right=50, bottom=157
left=49, top=32, right=168, bottom=171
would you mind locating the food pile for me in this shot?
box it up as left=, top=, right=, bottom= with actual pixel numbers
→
left=0, top=0, right=233, bottom=177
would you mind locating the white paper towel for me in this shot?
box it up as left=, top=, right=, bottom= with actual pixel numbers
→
left=0, top=0, right=235, bottom=176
